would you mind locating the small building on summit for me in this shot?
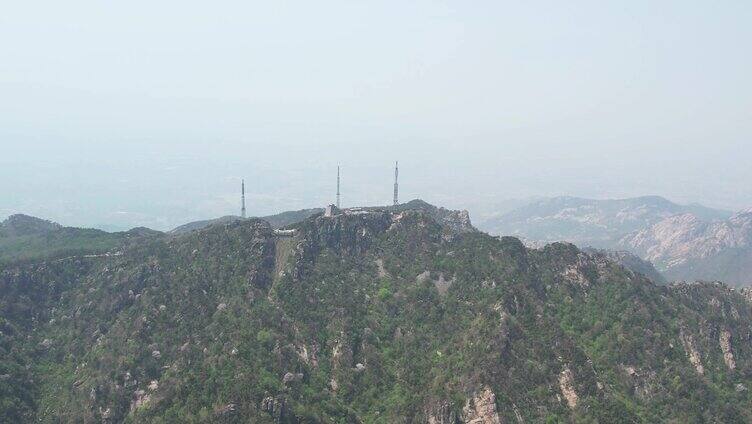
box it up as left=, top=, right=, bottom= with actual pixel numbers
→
left=324, top=204, right=340, bottom=217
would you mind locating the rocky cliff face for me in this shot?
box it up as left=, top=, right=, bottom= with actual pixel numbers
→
left=385, top=199, right=476, bottom=235
left=476, top=196, right=729, bottom=248
left=477, top=196, right=752, bottom=286
left=2, top=205, right=752, bottom=423
left=619, top=211, right=752, bottom=285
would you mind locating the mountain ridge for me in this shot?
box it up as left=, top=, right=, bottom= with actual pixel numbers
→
left=0, top=215, right=161, bottom=265
left=477, top=195, right=731, bottom=248
left=168, top=199, right=474, bottom=235
left=2, top=202, right=752, bottom=422
left=0, top=214, right=64, bottom=237
left=476, top=195, right=752, bottom=285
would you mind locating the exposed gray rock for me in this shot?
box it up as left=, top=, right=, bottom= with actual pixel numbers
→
left=719, top=330, right=736, bottom=370
left=214, top=403, right=237, bottom=417
left=282, top=372, right=304, bottom=384
left=261, top=395, right=287, bottom=423
left=479, top=196, right=728, bottom=248
left=462, top=386, right=502, bottom=423
left=680, top=330, right=704, bottom=375
left=619, top=210, right=752, bottom=285
left=583, top=248, right=666, bottom=283
left=559, top=367, right=579, bottom=409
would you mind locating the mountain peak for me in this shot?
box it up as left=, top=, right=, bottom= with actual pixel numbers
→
left=1, top=214, right=62, bottom=237
left=391, top=199, right=474, bottom=233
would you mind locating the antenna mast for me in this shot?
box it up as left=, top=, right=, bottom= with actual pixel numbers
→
left=336, top=166, right=341, bottom=208
left=393, top=161, right=399, bottom=206
left=241, top=179, right=247, bottom=218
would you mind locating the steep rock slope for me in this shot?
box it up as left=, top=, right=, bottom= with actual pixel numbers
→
left=385, top=199, right=474, bottom=234
left=478, top=196, right=730, bottom=248
left=1, top=207, right=751, bottom=423
left=619, top=210, right=752, bottom=285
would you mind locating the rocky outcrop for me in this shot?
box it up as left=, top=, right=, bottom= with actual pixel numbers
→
left=389, top=199, right=476, bottom=234
left=618, top=211, right=752, bottom=285
left=260, top=395, right=287, bottom=423
left=417, top=270, right=455, bottom=296
left=439, top=209, right=474, bottom=234
left=131, top=389, right=151, bottom=411
left=478, top=196, right=727, bottom=247
left=583, top=248, right=666, bottom=283
left=294, top=343, right=319, bottom=367
left=719, top=330, right=736, bottom=370
left=328, top=334, right=353, bottom=393
left=375, top=258, right=388, bottom=277
left=680, top=330, right=704, bottom=375
left=425, top=401, right=459, bottom=424
left=462, top=386, right=502, bottom=424
left=283, top=372, right=304, bottom=385
left=741, top=287, right=752, bottom=302
left=476, top=196, right=752, bottom=285
left=288, top=211, right=392, bottom=282
left=558, top=368, right=579, bottom=409
left=214, top=403, right=237, bottom=418
left=425, top=388, right=502, bottom=424
left=552, top=248, right=599, bottom=288
left=622, top=365, right=657, bottom=401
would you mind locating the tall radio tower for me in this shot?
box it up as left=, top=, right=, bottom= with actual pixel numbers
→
left=336, top=166, right=341, bottom=208
left=241, top=179, right=247, bottom=218
left=393, top=161, right=399, bottom=206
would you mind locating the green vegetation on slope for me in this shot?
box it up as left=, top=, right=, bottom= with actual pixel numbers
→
left=0, top=214, right=160, bottom=265
left=1, top=209, right=751, bottom=423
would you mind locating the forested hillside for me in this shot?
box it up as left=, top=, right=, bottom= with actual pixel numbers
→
left=0, top=214, right=159, bottom=265
left=1, top=206, right=751, bottom=423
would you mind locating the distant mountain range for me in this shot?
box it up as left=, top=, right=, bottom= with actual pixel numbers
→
left=477, top=196, right=752, bottom=286
left=477, top=196, right=731, bottom=247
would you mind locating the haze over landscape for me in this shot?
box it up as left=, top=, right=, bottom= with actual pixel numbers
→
left=2, top=1, right=751, bottom=230
left=3, top=2, right=752, bottom=423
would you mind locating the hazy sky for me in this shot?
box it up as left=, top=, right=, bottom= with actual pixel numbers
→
left=1, top=1, right=750, bottom=230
